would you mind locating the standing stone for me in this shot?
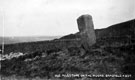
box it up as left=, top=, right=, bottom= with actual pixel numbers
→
left=77, top=14, right=96, bottom=50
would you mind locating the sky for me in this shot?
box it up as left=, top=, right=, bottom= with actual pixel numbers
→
left=0, top=0, right=135, bottom=37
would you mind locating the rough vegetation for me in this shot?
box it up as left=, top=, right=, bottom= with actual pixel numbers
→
left=0, top=19, right=135, bottom=80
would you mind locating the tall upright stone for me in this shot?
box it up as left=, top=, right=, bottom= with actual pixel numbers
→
left=77, top=14, right=96, bottom=50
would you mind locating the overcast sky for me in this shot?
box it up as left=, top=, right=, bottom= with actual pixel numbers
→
left=0, top=0, right=135, bottom=37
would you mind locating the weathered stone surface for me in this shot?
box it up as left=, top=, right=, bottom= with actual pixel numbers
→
left=77, top=14, right=96, bottom=50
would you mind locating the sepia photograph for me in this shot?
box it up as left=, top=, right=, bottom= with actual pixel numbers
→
left=0, top=0, right=135, bottom=80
